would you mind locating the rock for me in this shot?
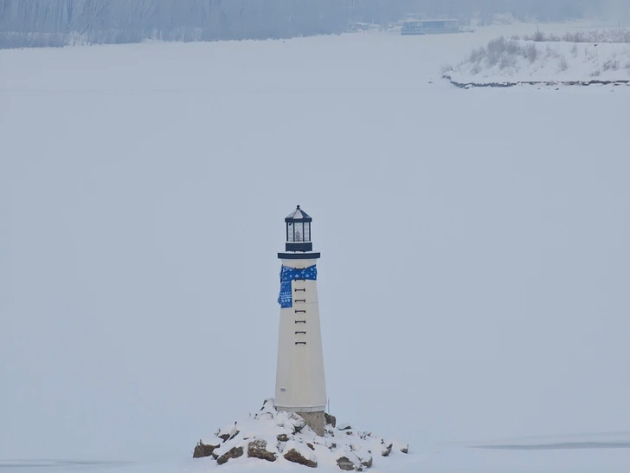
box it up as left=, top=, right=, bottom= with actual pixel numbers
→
left=276, top=433, right=289, bottom=442
left=193, top=440, right=219, bottom=458
left=247, top=439, right=276, bottom=462
left=217, top=446, right=244, bottom=465
left=338, top=423, right=352, bottom=431
left=260, top=398, right=275, bottom=411
left=325, top=412, right=337, bottom=428
left=381, top=443, right=393, bottom=457
left=284, top=448, right=318, bottom=468
left=307, top=443, right=315, bottom=451
left=229, top=430, right=240, bottom=441
left=218, top=434, right=230, bottom=442
left=360, top=455, right=373, bottom=468
left=291, top=415, right=307, bottom=434
left=400, top=444, right=409, bottom=454
left=337, top=456, right=356, bottom=471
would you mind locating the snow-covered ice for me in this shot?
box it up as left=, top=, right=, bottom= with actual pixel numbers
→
left=1, top=20, right=630, bottom=473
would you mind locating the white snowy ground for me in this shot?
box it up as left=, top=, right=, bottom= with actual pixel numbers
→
left=1, top=20, right=630, bottom=473
left=4, top=432, right=630, bottom=473
left=447, top=35, right=630, bottom=85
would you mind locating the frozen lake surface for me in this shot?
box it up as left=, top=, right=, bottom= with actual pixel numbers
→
left=0, top=460, right=130, bottom=472
left=4, top=434, right=630, bottom=473
left=1, top=20, right=629, bottom=473
left=476, top=441, right=630, bottom=450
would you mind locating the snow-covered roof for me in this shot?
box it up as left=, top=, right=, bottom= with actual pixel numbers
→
left=285, top=205, right=312, bottom=222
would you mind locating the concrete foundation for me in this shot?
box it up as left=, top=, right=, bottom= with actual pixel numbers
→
left=297, top=411, right=325, bottom=437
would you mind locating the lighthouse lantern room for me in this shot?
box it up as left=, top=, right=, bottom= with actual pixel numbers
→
left=285, top=205, right=313, bottom=252
left=275, top=205, right=327, bottom=436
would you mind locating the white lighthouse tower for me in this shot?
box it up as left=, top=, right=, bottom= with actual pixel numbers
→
left=275, top=206, right=327, bottom=436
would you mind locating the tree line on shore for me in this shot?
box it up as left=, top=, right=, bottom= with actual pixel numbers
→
left=0, top=0, right=626, bottom=49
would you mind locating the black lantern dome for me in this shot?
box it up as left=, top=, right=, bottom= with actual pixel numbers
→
left=285, top=205, right=313, bottom=252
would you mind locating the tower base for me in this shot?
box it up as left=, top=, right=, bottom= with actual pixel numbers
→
left=297, top=411, right=325, bottom=437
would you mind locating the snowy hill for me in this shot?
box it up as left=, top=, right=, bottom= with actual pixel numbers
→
left=445, top=29, right=630, bottom=86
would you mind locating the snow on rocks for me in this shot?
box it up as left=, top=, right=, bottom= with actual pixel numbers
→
left=192, top=439, right=220, bottom=459
left=284, top=440, right=318, bottom=468
left=216, top=446, right=244, bottom=465
left=193, top=399, right=408, bottom=470
left=247, top=439, right=277, bottom=462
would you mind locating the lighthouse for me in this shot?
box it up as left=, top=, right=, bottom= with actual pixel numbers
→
left=275, top=206, right=327, bottom=436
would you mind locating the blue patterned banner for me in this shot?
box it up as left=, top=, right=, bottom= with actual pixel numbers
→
left=278, top=265, right=317, bottom=308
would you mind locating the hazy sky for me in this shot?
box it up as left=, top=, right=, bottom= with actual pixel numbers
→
left=1, top=22, right=629, bottom=463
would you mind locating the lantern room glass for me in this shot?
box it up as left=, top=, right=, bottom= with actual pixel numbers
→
left=286, top=221, right=311, bottom=243
left=304, top=222, right=310, bottom=241
left=294, top=222, right=304, bottom=242
left=287, top=222, right=294, bottom=242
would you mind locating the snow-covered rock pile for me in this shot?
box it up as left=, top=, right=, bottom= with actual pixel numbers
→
left=193, top=400, right=408, bottom=470
left=443, top=31, right=630, bottom=87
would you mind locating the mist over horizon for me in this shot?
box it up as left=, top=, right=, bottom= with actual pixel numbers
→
left=1, top=0, right=630, bottom=48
